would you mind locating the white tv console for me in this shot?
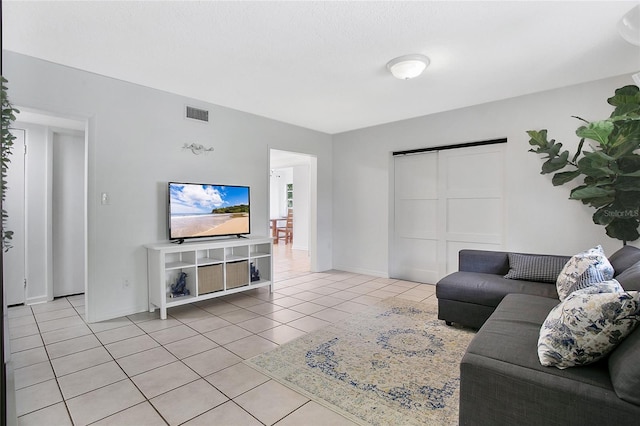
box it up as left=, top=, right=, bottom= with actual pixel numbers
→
left=146, top=236, right=273, bottom=319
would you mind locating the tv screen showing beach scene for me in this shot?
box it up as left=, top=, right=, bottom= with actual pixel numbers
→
left=168, top=182, right=250, bottom=240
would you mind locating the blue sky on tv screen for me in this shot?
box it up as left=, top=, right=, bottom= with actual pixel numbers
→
left=170, top=183, right=249, bottom=215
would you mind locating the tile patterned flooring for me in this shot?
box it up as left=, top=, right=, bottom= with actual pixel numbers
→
left=7, top=244, right=437, bottom=425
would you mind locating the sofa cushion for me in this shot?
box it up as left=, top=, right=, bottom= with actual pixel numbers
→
left=436, top=271, right=558, bottom=307
left=458, top=250, right=510, bottom=274
left=538, top=284, right=639, bottom=369
left=466, top=294, right=612, bottom=387
left=616, top=260, right=640, bottom=291
left=503, top=253, right=568, bottom=283
left=556, top=245, right=614, bottom=301
left=609, top=324, right=640, bottom=405
left=609, top=245, right=640, bottom=276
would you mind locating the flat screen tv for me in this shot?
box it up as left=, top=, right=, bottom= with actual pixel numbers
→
left=168, top=182, right=250, bottom=242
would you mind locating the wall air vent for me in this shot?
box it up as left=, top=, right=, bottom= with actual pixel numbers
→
left=185, top=106, right=209, bottom=123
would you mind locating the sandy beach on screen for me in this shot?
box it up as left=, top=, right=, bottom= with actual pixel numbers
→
left=193, top=216, right=249, bottom=236
left=171, top=214, right=249, bottom=238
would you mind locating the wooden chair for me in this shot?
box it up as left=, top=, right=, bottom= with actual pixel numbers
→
left=275, top=209, right=293, bottom=244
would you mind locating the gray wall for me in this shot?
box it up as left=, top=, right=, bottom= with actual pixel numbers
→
left=332, top=73, right=639, bottom=277
left=3, top=51, right=333, bottom=322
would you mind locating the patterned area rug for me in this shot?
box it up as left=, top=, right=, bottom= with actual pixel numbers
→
left=245, top=298, right=475, bottom=425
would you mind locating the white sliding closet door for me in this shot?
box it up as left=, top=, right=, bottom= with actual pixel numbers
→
left=391, top=143, right=505, bottom=283
left=392, top=152, right=439, bottom=283
left=438, top=144, right=505, bottom=276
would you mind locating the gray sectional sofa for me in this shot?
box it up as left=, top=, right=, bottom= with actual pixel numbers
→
left=435, top=245, right=640, bottom=425
left=460, top=292, right=640, bottom=425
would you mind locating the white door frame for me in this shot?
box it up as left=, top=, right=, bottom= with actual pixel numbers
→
left=7, top=109, right=88, bottom=315
left=269, top=148, right=319, bottom=271
left=4, top=129, right=27, bottom=305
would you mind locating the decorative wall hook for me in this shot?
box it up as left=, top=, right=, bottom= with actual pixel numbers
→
left=183, top=143, right=214, bottom=155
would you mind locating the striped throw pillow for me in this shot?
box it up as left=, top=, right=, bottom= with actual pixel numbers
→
left=556, top=245, right=614, bottom=301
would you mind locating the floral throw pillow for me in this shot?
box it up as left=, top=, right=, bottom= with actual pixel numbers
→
left=538, top=283, right=640, bottom=369
left=556, top=245, right=614, bottom=301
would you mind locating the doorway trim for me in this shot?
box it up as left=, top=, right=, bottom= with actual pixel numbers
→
left=269, top=148, right=319, bottom=272
left=9, top=108, right=89, bottom=318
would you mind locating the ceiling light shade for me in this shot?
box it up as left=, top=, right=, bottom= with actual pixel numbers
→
left=386, top=54, right=430, bottom=80
left=618, top=5, right=640, bottom=46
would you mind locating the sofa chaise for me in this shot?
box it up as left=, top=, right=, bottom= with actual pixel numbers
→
left=436, top=249, right=571, bottom=329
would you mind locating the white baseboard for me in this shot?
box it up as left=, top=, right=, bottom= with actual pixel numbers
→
left=26, top=295, right=49, bottom=305
left=88, top=304, right=149, bottom=324
left=331, top=264, right=388, bottom=278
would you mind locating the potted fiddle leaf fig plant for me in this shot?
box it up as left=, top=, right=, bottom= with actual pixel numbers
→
left=1, top=76, right=19, bottom=252
left=527, top=84, right=640, bottom=243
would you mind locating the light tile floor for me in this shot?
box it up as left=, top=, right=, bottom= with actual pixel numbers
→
left=8, top=244, right=438, bottom=425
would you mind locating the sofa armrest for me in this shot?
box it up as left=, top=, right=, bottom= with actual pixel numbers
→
left=458, top=250, right=510, bottom=275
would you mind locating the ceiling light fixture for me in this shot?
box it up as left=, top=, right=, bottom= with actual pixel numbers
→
left=386, top=54, right=430, bottom=80
left=618, top=5, right=640, bottom=46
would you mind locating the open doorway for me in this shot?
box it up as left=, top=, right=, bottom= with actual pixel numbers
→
left=269, top=149, right=317, bottom=279
left=3, top=109, right=87, bottom=312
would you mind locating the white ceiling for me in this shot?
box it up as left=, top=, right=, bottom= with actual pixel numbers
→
left=3, top=1, right=640, bottom=134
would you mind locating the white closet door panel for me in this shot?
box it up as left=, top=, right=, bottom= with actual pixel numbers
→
left=445, top=241, right=503, bottom=276
left=446, top=198, right=502, bottom=235
left=445, top=233, right=503, bottom=245
left=446, top=189, right=502, bottom=199
left=392, top=153, right=438, bottom=282
left=438, top=145, right=505, bottom=278
left=395, top=199, right=437, bottom=239
left=394, top=154, right=437, bottom=199
left=392, top=237, right=439, bottom=283
left=444, top=149, right=504, bottom=193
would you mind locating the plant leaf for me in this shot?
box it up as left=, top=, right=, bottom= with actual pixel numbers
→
left=616, top=177, right=640, bottom=191
left=605, top=218, right=640, bottom=242
left=611, top=103, right=640, bottom=117
left=570, top=186, right=615, bottom=200
left=571, top=138, right=585, bottom=163
left=593, top=206, right=616, bottom=226
left=552, top=170, right=581, bottom=186
left=526, top=129, right=549, bottom=148
left=576, top=120, right=614, bottom=146
left=607, top=85, right=640, bottom=108
left=608, top=120, right=640, bottom=158
left=541, top=150, right=569, bottom=174
left=616, top=190, right=640, bottom=210
left=577, top=152, right=616, bottom=178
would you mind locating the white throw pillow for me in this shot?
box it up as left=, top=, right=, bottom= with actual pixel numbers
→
left=556, top=245, right=614, bottom=301
left=538, top=282, right=639, bottom=369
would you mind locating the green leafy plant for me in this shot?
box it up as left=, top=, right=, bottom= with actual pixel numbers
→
left=527, top=85, right=640, bottom=243
left=1, top=76, right=19, bottom=252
